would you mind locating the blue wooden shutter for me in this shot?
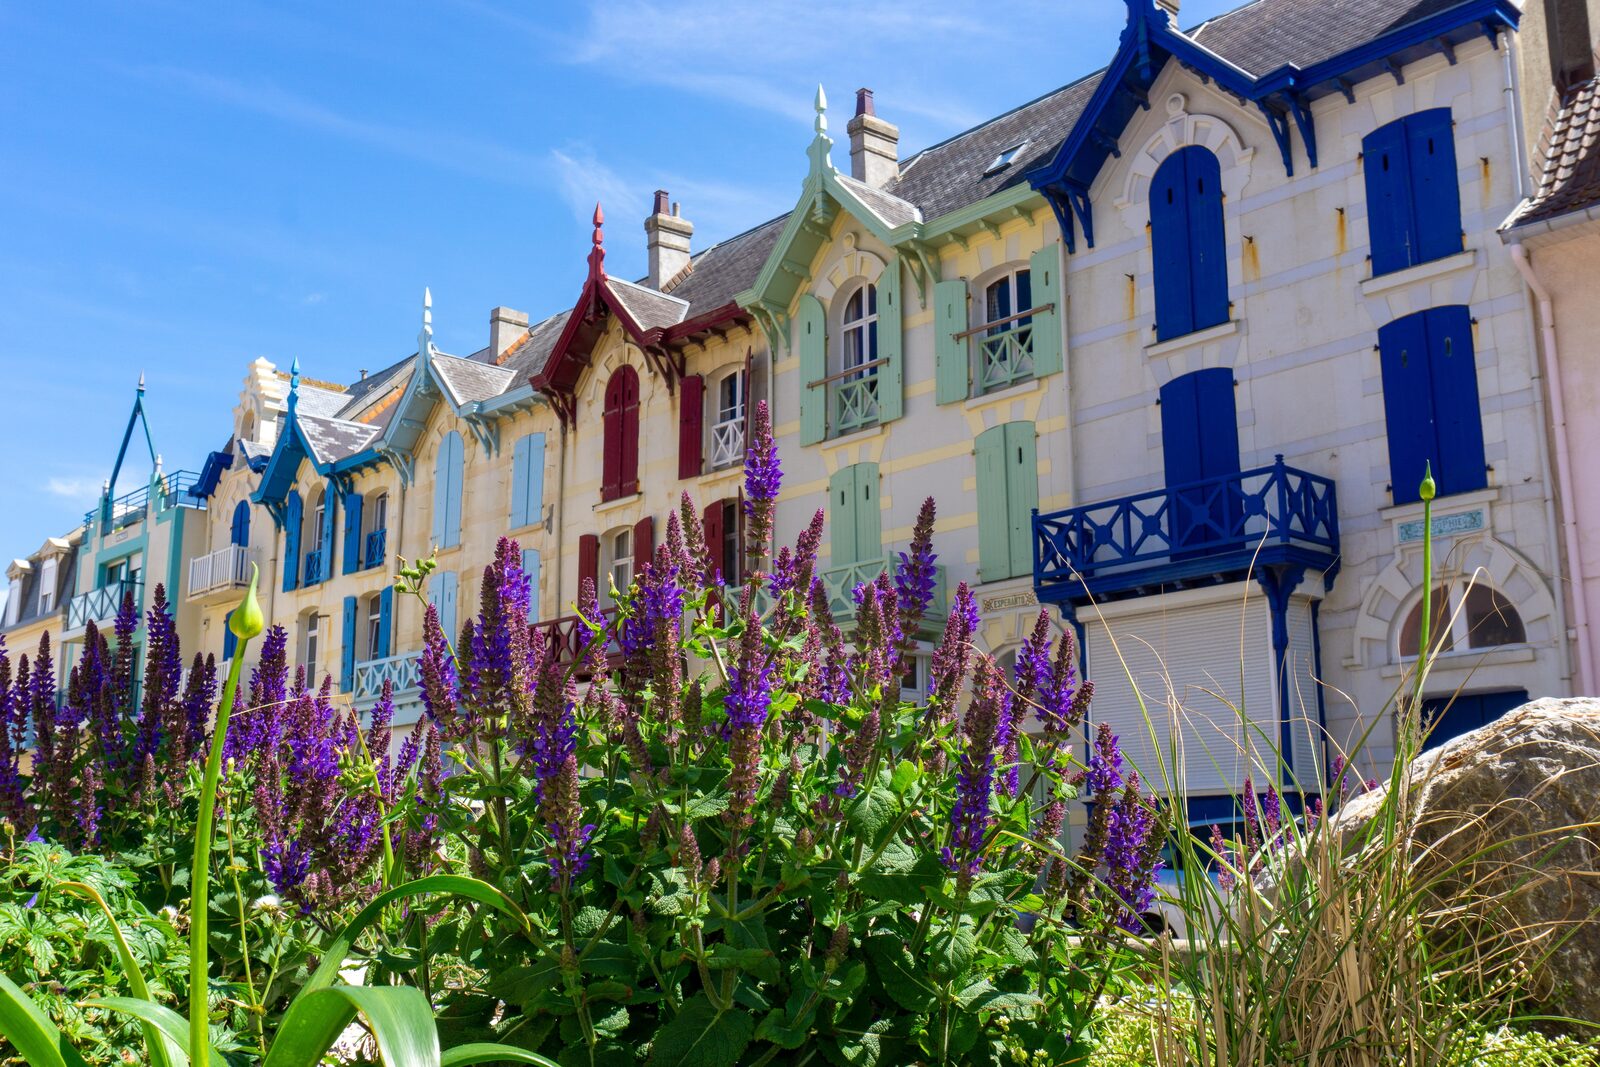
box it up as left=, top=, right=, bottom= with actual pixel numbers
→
left=1004, top=422, right=1039, bottom=579
left=433, top=570, right=459, bottom=642
left=1186, top=148, right=1229, bottom=333
left=320, top=481, right=339, bottom=582
left=829, top=466, right=859, bottom=566
left=798, top=294, right=828, bottom=445
left=223, top=610, right=237, bottom=660
left=1378, top=310, right=1436, bottom=504
left=282, top=490, right=302, bottom=592
left=522, top=548, right=541, bottom=620
left=340, top=595, right=357, bottom=693
left=1028, top=245, right=1063, bottom=379
left=1151, top=149, right=1195, bottom=341
left=376, top=585, right=393, bottom=659
left=1363, top=118, right=1416, bottom=275
left=231, top=501, right=250, bottom=547
left=1193, top=368, right=1241, bottom=479
left=1406, top=109, right=1462, bottom=265
left=877, top=261, right=904, bottom=423
left=934, top=278, right=969, bottom=404
left=1160, top=373, right=1205, bottom=487
left=1424, top=305, right=1486, bottom=497
left=975, top=425, right=1012, bottom=580
left=510, top=434, right=531, bottom=528
left=341, top=490, right=364, bottom=575
left=526, top=433, right=545, bottom=528
left=435, top=431, right=463, bottom=548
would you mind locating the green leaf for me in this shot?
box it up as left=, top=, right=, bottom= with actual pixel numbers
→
left=441, top=1044, right=560, bottom=1067
left=857, top=854, right=945, bottom=907
left=755, top=1007, right=812, bottom=1050
left=61, top=881, right=179, bottom=1067
left=263, top=985, right=440, bottom=1067
left=302, top=875, right=528, bottom=997
left=864, top=932, right=938, bottom=1012
left=845, top=787, right=897, bottom=845
left=889, top=759, right=920, bottom=795
left=0, top=973, right=93, bottom=1067
left=928, top=924, right=976, bottom=981
left=649, top=993, right=754, bottom=1067
left=91, top=998, right=231, bottom=1067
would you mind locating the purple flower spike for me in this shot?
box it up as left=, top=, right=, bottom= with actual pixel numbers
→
left=742, top=399, right=780, bottom=560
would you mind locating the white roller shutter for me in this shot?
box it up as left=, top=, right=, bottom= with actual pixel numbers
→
left=1084, top=589, right=1275, bottom=797
left=1281, top=595, right=1326, bottom=792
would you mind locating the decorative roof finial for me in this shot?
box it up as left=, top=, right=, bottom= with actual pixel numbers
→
left=808, top=84, right=836, bottom=175
left=418, top=287, right=435, bottom=362
left=815, top=84, right=828, bottom=134
left=288, top=357, right=300, bottom=414
left=588, top=202, right=607, bottom=278
left=137, top=371, right=146, bottom=395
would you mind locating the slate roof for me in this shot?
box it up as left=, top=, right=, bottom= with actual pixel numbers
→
left=606, top=276, right=690, bottom=330
left=294, top=383, right=350, bottom=419
left=431, top=352, right=517, bottom=406
left=836, top=173, right=922, bottom=227
left=1186, top=0, right=1466, bottom=74
left=1504, top=69, right=1600, bottom=229
left=497, top=310, right=572, bottom=381
left=297, top=413, right=382, bottom=466
left=661, top=216, right=787, bottom=310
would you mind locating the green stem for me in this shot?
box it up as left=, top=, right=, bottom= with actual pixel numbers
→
left=189, top=635, right=251, bottom=1063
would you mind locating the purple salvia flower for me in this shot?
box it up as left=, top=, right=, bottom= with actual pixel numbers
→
left=1085, top=722, right=1125, bottom=795
left=1211, top=824, right=1237, bottom=893
left=461, top=539, right=533, bottom=738
left=418, top=603, right=460, bottom=732
left=894, top=497, right=938, bottom=642
left=135, top=584, right=183, bottom=767
left=1101, top=773, right=1163, bottom=931
left=742, top=399, right=780, bottom=561
left=943, top=656, right=1009, bottom=891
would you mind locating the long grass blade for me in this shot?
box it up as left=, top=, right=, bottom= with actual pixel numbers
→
left=262, top=985, right=440, bottom=1067
left=0, top=972, right=93, bottom=1067
left=299, top=874, right=529, bottom=997
left=441, top=1043, right=562, bottom=1066
left=61, top=881, right=179, bottom=1067
left=91, top=997, right=232, bottom=1067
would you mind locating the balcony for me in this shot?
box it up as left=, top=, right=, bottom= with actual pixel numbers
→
left=352, top=651, right=423, bottom=720
left=534, top=609, right=620, bottom=674
left=67, top=579, right=140, bottom=632
left=819, top=556, right=949, bottom=630
left=1033, top=457, right=1340, bottom=605
left=364, top=528, right=388, bottom=570
left=828, top=361, right=885, bottom=435
left=303, top=548, right=327, bottom=586
left=188, top=545, right=253, bottom=602
left=86, top=471, right=205, bottom=536
left=709, top=416, right=745, bottom=470
left=972, top=315, right=1036, bottom=394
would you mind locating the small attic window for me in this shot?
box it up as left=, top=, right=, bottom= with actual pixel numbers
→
left=985, top=141, right=1030, bottom=175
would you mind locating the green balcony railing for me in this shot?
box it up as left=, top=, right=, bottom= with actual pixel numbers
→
left=976, top=321, right=1035, bottom=392
left=832, top=367, right=883, bottom=434
left=819, top=556, right=949, bottom=629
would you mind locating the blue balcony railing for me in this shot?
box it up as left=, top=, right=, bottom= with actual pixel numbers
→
left=364, top=528, right=387, bottom=570
left=1033, top=456, right=1339, bottom=603
left=304, top=548, right=326, bottom=586
left=86, top=471, right=205, bottom=535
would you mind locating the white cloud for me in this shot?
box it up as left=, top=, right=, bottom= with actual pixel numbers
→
left=45, top=477, right=103, bottom=504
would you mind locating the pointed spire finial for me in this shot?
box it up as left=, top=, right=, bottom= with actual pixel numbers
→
left=807, top=84, right=836, bottom=175
left=814, top=84, right=828, bottom=135
left=588, top=202, right=607, bottom=278
left=288, top=358, right=300, bottom=413
left=137, top=371, right=146, bottom=395
left=419, top=288, right=435, bottom=361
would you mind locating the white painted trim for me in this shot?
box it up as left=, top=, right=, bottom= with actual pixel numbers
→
left=1357, top=249, right=1477, bottom=297
left=1144, top=318, right=1241, bottom=359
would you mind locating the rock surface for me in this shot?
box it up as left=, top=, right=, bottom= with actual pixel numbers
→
left=1335, top=697, right=1600, bottom=1023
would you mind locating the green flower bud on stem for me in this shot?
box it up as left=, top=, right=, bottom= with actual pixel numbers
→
left=1418, top=461, right=1436, bottom=503
left=228, top=563, right=265, bottom=641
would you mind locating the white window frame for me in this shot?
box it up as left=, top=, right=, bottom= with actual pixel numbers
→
left=1396, top=580, right=1528, bottom=662
left=366, top=596, right=384, bottom=661
left=840, top=283, right=879, bottom=376
left=303, top=611, right=321, bottom=684
left=36, top=558, right=57, bottom=615
left=310, top=492, right=327, bottom=553
left=606, top=528, right=633, bottom=606
left=709, top=369, right=747, bottom=470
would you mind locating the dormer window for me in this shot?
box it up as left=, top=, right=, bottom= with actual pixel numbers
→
left=985, top=141, right=1030, bottom=176
left=37, top=558, right=57, bottom=615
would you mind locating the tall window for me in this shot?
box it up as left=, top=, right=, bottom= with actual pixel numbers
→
left=1378, top=305, right=1485, bottom=503
left=978, top=269, right=1035, bottom=392
left=841, top=283, right=879, bottom=376
left=606, top=527, right=633, bottom=605
left=37, top=558, right=57, bottom=614
left=230, top=500, right=251, bottom=547
left=4, top=578, right=20, bottom=625
left=366, top=595, right=384, bottom=661
left=710, top=371, right=747, bottom=470
left=310, top=490, right=326, bottom=553
left=1363, top=109, right=1462, bottom=276
left=1150, top=145, right=1228, bottom=341
left=369, top=492, right=388, bottom=535
left=302, top=611, right=321, bottom=685
left=602, top=366, right=641, bottom=502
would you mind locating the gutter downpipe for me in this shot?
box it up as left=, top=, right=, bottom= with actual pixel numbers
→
left=1509, top=239, right=1594, bottom=694
left=1503, top=26, right=1530, bottom=200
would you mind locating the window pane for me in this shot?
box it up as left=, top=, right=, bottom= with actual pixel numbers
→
left=1464, top=585, right=1526, bottom=648
left=986, top=279, right=1010, bottom=323
left=1016, top=269, right=1032, bottom=312
left=1398, top=586, right=1455, bottom=657
left=846, top=288, right=863, bottom=322
left=866, top=284, right=877, bottom=316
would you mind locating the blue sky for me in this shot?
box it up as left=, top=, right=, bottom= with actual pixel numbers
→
left=0, top=0, right=1240, bottom=569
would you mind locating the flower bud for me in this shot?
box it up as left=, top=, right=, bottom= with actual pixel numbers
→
left=1419, top=461, right=1436, bottom=503
left=228, top=564, right=265, bottom=641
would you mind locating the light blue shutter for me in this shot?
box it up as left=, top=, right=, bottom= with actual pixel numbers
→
left=223, top=610, right=237, bottom=660
left=431, top=570, right=459, bottom=642
left=1029, top=245, right=1063, bottom=379
left=934, top=278, right=970, bottom=404
left=511, top=435, right=531, bottom=528
left=319, top=481, right=339, bottom=583
left=877, top=261, right=904, bottom=423
left=340, top=595, right=357, bottom=692
left=434, top=431, right=464, bottom=548
left=521, top=548, right=541, bottom=621
left=798, top=294, right=827, bottom=445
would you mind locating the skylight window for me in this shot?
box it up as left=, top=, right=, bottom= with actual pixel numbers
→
left=985, top=141, right=1030, bottom=175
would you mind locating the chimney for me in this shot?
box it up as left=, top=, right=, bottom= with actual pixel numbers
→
left=489, top=306, right=530, bottom=358
left=645, top=189, right=694, bottom=290
left=1156, top=0, right=1180, bottom=20
left=848, top=88, right=900, bottom=188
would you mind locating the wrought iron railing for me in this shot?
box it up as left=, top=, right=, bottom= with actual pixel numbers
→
left=709, top=416, right=745, bottom=469
left=304, top=549, right=326, bottom=586
left=352, top=651, right=422, bottom=706
left=1033, top=457, right=1339, bottom=596
left=187, top=545, right=252, bottom=599
left=975, top=321, right=1035, bottom=392
left=364, top=528, right=387, bottom=570
left=67, top=579, right=139, bottom=631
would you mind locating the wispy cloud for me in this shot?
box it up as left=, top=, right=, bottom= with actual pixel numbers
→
left=45, top=477, right=103, bottom=504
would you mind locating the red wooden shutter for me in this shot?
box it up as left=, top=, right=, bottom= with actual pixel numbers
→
left=678, top=373, right=705, bottom=479
left=633, top=515, right=655, bottom=572
left=578, top=533, right=600, bottom=595
left=702, top=500, right=725, bottom=582
left=620, top=366, right=641, bottom=496
left=601, top=371, right=623, bottom=501
left=742, top=348, right=756, bottom=460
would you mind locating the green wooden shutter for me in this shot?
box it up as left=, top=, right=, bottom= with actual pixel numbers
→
left=854, top=462, right=882, bottom=561
left=1004, top=422, right=1039, bottom=579
left=798, top=294, right=827, bottom=445
left=877, top=262, right=904, bottom=423
left=975, top=425, right=1012, bottom=581
left=829, top=466, right=859, bottom=566
left=935, top=278, right=970, bottom=404
left=1029, top=245, right=1063, bottom=379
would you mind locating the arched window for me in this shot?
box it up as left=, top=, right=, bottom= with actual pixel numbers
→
left=230, top=500, right=251, bottom=548
left=365, top=593, right=385, bottom=661
left=300, top=609, right=322, bottom=686
left=433, top=430, right=464, bottom=548
left=977, top=268, right=1034, bottom=393
left=602, top=366, right=640, bottom=502
left=841, top=283, right=879, bottom=376
left=307, top=485, right=328, bottom=583
left=1151, top=145, right=1228, bottom=341
left=1397, top=581, right=1526, bottom=659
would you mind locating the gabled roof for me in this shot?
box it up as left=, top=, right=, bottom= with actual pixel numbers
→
left=1502, top=69, right=1600, bottom=234
left=431, top=352, right=517, bottom=408
left=252, top=360, right=387, bottom=513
